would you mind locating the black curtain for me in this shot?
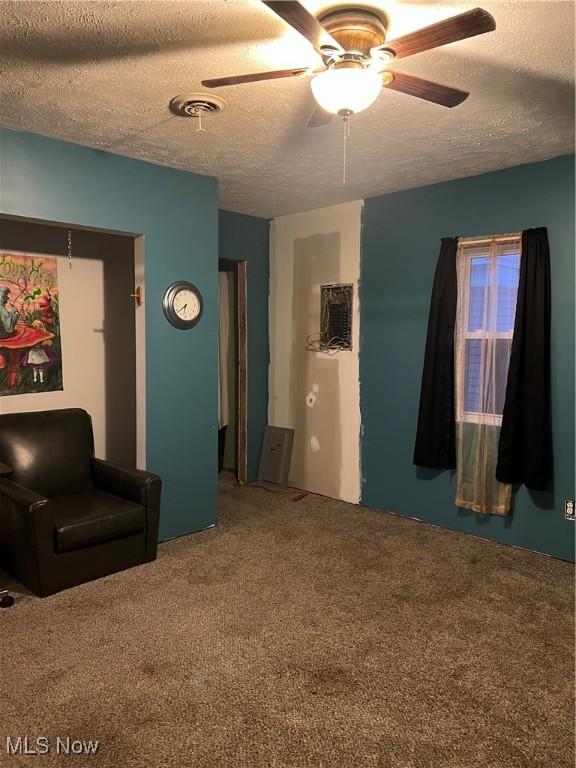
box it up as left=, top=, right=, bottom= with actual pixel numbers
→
left=496, top=228, right=551, bottom=490
left=413, top=238, right=458, bottom=469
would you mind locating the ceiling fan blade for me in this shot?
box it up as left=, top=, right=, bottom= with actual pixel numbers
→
left=385, top=71, right=469, bottom=108
left=384, top=8, right=495, bottom=60
left=262, top=1, right=343, bottom=53
left=202, top=67, right=309, bottom=88
left=307, top=104, right=333, bottom=128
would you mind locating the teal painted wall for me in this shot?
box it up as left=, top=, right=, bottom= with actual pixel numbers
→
left=0, top=128, right=219, bottom=540
left=360, top=155, right=575, bottom=561
left=218, top=210, right=269, bottom=481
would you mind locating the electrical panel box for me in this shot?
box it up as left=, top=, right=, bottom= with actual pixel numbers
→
left=320, top=283, right=353, bottom=350
left=258, top=426, right=295, bottom=487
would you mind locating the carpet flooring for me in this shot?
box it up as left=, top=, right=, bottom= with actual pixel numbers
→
left=1, top=477, right=574, bottom=768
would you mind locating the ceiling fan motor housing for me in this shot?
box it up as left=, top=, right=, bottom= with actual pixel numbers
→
left=319, top=7, right=388, bottom=56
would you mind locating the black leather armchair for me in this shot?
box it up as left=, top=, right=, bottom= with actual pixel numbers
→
left=0, top=408, right=161, bottom=597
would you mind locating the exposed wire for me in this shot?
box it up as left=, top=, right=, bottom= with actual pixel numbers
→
left=305, top=333, right=346, bottom=355
left=307, top=283, right=353, bottom=353
left=238, top=481, right=308, bottom=501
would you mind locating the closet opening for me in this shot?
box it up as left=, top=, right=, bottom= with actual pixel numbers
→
left=0, top=214, right=144, bottom=468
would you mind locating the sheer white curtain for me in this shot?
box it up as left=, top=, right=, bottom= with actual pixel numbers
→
left=455, top=236, right=521, bottom=515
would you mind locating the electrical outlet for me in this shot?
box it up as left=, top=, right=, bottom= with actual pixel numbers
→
left=565, top=500, right=575, bottom=521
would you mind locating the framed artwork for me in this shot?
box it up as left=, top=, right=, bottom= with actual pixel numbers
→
left=0, top=251, right=63, bottom=396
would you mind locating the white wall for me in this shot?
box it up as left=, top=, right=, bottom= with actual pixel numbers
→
left=269, top=201, right=363, bottom=503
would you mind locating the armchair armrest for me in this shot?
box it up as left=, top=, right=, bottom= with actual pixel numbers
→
left=91, top=459, right=161, bottom=505
left=0, top=478, right=48, bottom=509
left=91, top=459, right=161, bottom=560
left=0, top=478, right=54, bottom=594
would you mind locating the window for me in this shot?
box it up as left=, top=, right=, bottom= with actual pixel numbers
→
left=455, top=234, right=521, bottom=515
left=456, top=238, right=521, bottom=426
left=414, top=228, right=550, bottom=512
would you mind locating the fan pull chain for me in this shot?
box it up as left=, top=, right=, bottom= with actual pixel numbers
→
left=67, top=229, right=73, bottom=270
left=341, top=113, right=351, bottom=185
left=196, top=108, right=206, bottom=133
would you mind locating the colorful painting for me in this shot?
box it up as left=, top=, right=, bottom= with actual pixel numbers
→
left=0, top=251, right=63, bottom=396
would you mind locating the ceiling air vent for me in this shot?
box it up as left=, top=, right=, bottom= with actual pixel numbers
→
left=169, top=94, right=226, bottom=123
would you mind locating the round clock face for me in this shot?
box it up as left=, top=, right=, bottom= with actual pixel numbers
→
left=163, top=281, right=203, bottom=329
left=174, top=288, right=201, bottom=323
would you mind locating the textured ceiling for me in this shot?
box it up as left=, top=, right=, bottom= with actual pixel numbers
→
left=0, top=0, right=574, bottom=218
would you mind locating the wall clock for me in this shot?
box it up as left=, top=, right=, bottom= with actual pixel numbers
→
left=162, top=281, right=203, bottom=330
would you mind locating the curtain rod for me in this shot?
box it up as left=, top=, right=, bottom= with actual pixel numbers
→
left=459, top=233, right=521, bottom=245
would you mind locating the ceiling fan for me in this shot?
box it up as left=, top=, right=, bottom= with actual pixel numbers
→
left=201, top=1, right=496, bottom=126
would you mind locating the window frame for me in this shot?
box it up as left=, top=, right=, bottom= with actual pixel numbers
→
left=455, top=235, right=521, bottom=427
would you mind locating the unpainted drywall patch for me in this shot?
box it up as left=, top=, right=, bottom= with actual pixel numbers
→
left=290, top=232, right=341, bottom=497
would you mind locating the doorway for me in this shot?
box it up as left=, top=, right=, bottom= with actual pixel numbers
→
left=218, top=259, right=247, bottom=483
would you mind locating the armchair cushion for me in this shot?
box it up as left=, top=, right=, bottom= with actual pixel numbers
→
left=54, top=491, right=145, bottom=554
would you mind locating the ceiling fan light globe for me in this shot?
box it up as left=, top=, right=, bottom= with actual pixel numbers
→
left=311, top=67, right=382, bottom=115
